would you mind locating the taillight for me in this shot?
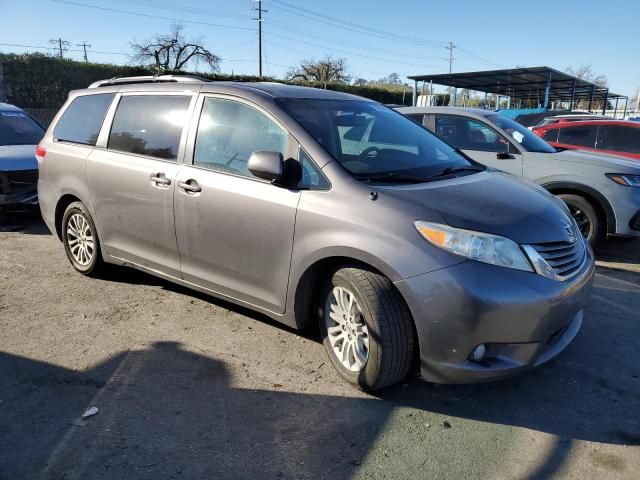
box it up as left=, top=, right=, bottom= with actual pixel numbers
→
left=35, top=144, right=47, bottom=163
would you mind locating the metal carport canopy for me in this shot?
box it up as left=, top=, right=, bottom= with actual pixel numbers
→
left=408, top=66, right=625, bottom=110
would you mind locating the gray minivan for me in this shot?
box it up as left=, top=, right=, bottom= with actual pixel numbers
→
left=38, top=76, right=595, bottom=390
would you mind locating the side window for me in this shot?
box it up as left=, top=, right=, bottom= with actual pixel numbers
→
left=298, top=149, right=329, bottom=189
left=193, top=97, right=288, bottom=178
left=404, top=114, right=424, bottom=125
left=436, top=115, right=508, bottom=152
left=557, top=125, right=597, bottom=148
left=608, top=126, right=640, bottom=154
left=108, top=95, right=191, bottom=161
left=53, top=93, right=115, bottom=146
left=541, top=128, right=559, bottom=142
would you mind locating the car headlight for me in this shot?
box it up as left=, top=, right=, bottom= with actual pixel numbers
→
left=607, top=174, right=640, bottom=187
left=414, top=221, right=533, bottom=272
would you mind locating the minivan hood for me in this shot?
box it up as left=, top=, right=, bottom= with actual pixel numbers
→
left=0, top=145, right=38, bottom=172
left=382, top=171, right=574, bottom=245
left=551, top=148, right=640, bottom=172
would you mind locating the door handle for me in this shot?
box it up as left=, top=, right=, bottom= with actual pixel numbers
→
left=150, top=173, right=171, bottom=186
left=178, top=179, right=202, bottom=194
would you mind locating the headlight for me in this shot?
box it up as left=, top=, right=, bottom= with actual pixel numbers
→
left=607, top=174, right=640, bottom=187
left=414, top=221, right=533, bottom=272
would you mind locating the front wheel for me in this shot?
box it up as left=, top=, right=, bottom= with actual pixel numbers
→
left=558, top=194, right=603, bottom=247
left=319, top=267, right=415, bottom=391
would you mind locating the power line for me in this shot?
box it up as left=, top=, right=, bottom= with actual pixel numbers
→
left=111, top=0, right=252, bottom=20
left=52, top=0, right=256, bottom=32
left=264, top=32, right=445, bottom=69
left=269, top=0, right=448, bottom=48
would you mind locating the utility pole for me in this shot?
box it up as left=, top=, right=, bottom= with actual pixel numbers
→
left=77, top=41, right=91, bottom=62
left=49, top=38, right=70, bottom=58
left=446, top=41, right=456, bottom=73
left=254, top=0, right=267, bottom=77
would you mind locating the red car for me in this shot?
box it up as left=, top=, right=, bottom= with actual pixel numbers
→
left=532, top=120, right=640, bottom=160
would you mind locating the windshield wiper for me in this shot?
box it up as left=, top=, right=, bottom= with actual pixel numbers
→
left=355, top=172, right=435, bottom=184
left=429, top=165, right=485, bottom=178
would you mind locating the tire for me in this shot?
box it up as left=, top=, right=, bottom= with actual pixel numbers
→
left=61, top=201, right=105, bottom=276
left=558, top=194, right=603, bottom=247
left=319, top=267, right=415, bottom=391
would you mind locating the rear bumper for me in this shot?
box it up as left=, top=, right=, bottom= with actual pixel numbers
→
left=395, top=252, right=595, bottom=384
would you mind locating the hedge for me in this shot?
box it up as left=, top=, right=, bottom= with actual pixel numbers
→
left=0, top=53, right=425, bottom=108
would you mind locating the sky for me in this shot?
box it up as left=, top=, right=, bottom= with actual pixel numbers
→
left=1, top=0, right=638, bottom=98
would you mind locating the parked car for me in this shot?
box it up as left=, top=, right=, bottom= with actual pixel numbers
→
left=532, top=120, right=640, bottom=160
left=398, top=107, right=640, bottom=246
left=531, top=114, right=609, bottom=129
left=0, top=103, right=45, bottom=210
left=38, top=76, right=595, bottom=390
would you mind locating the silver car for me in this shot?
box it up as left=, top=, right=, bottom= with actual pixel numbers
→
left=38, top=76, right=595, bottom=390
left=398, top=107, right=640, bottom=246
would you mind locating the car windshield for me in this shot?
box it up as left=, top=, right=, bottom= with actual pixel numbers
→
left=278, top=98, right=480, bottom=183
left=0, top=111, right=45, bottom=146
left=487, top=114, right=556, bottom=153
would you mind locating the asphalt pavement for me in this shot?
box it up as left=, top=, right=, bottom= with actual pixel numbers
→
left=1, top=213, right=639, bottom=479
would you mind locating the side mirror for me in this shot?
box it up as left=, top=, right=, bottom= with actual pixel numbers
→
left=248, top=151, right=284, bottom=182
left=496, top=152, right=513, bottom=160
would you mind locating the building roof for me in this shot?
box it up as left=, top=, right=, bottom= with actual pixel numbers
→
left=408, top=66, right=624, bottom=102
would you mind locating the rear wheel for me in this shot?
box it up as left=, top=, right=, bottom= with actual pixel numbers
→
left=558, top=194, right=603, bottom=247
left=61, top=201, right=105, bottom=276
left=319, top=267, right=415, bottom=391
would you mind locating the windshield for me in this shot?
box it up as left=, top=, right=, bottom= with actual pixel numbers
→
left=278, top=99, right=479, bottom=183
left=0, top=111, right=45, bottom=146
left=487, top=114, right=556, bottom=153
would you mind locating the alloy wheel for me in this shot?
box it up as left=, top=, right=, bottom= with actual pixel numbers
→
left=66, top=213, right=95, bottom=266
left=324, top=286, right=369, bottom=372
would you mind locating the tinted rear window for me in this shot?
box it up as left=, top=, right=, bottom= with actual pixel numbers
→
left=607, top=126, right=640, bottom=154
left=558, top=125, right=597, bottom=148
left=108, top=95, right=191, bottom=161
left=0, top=111, right=44, bottom=146
left=53, top=93, right=115, bottom=146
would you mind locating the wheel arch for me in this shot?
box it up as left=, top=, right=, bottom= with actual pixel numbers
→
left=542, top=181, right=616, bottom=235
left=54, top=194, right=83, bottom=241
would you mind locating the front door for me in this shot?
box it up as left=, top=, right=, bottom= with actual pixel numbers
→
left=435, top=114, right=523, bottom=176
left=174, top=95, right=300, bottom=313
left=86, top=93, right=193, bottom=277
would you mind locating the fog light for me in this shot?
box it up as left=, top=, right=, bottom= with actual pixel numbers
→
left=470, top=344, right=486, bottom=362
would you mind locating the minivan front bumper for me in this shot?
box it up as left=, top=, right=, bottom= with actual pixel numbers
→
left=395, top=251, right=595, bottom=384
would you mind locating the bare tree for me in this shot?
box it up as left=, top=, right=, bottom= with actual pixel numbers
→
left=565, top=65, right=608, bottom=87
left=352, top=77, right=369, bottom=86
left=287, top=56, right=350, bottom=85
left=130, top=24, right=220, bottom=73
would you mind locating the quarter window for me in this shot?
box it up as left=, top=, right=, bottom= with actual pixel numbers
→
left=557, top=125, right=597, bottom=148
left=108, top=95, right=191, bottom=161
left=53, top=93, right=115, bottom=146
left=193, top=98, right=288, bottom=178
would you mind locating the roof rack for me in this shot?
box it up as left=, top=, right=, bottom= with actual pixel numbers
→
left=88, top=74, right=210, bottom=89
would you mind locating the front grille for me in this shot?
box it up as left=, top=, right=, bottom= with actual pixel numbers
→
left=0, top=169, right=38, bottom=196
left=530, top=240, right=586, bottom=280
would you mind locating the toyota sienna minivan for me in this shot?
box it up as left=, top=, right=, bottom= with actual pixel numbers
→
left=37, top=76, right=595, bottom=390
